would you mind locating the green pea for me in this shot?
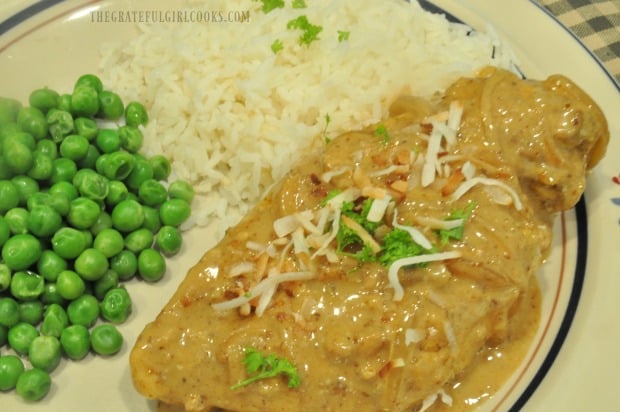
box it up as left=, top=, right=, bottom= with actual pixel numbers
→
left=90, top=211, right=113, bottom=236
left=111, top=199, right=144, bottom=232
left=90, top=324, right=123, bottom=356
left=4, top=130, right=36, bottom=150
left=66, top=294, right=99, bottom=327
left=98, top=90, right=124, bottom=120
left=51, top=227, right=87, bottom=259
left=35, top=138, right=58, bottom=159
left=40, top=283, right=66, bottom=306
left=18, top=300, right=44, bottom=325
left=98, top=150, right=135, bottom=180
left=40, top=303, right=68, bottom=337
left=168, top=179, right=195, bottom=203
left=60, top=324, right=90, bottom=360
left=125, top=157, right=153, bottom=191
left=2, top=139, right=33, bottom=174
left=2, top=234, right=42, bottom=271
left=11, top=175, right=39, bottom=206
left=0, top=156, right=13, bottom=180
left=0, top=263, right=11, bottom=291
left=137, top=179, right=167, bottom=207
left=4, top=207, right=29, bottom=235
left=47, top=192, right=71, bottom=217
left=142, top=205, right=161, bottom=233
left=73, top=117, right=98, bottom=141
left=0, top=297, right=20, bottom=328
left=0, top=96, right=22, bottom=124
left=29, top=88, right=59, bottom=113
left=101, top=287, right=132, bottom=324
left=0, top=355, right=25, bottom=391
left=50, top=157, right=78, bottom=184
left=29, top=335, right=61, bottom=372
left=75, top=73, right=103, bottom=93
left=37, top=250, right=68, bottom=282
left=27, top=204, right=63, bottom=237
left=67, top=196, right=100, bottom=229
left=93, top=269, right=119, bottom=301
left=46, top=108, right=74, bottom=142
left=149, top=154, right=171, bottom=181
left=110, top=250, right=138, bottom=281
left=95, top=128, right=121, bottom=153
left=156, top=225, right=183, bottom=256
left=57, top=93, right=72, bottom=112
left=124, top=228, right=154, bottom=253
left=59, top=133, right=90, bottom=161
left=138, top=248, right=166, bottom=282
left=7, top=322, right=39, bottom=355
left=118, top=125, right=143, bottom=153
left=28, top=151, right=54, bottom=181
left=105, top=180, right=129, bottom=208
left=93, top=228, right=124, bottom=258
left=71, top=85, right=99, bottom=117
left=56, top=270, right=86, bottom=301
left=74, top=169, right=109, bottom=201
left=16, top=368, right=51, bottom=401
left=159, top=198, right=191, bottom=227
left=78, top=144, right=101, bottom=170
left=49, top=180, right=78, bottom=200
left=17, top=106, right=48, bottom=140
left=10, top=271, right=44, bottom=301
left=0, top=179, right=19, bottom=212
left=124, top=101, right=149, bottom=127
left=74, top=248, right=109, bottom=281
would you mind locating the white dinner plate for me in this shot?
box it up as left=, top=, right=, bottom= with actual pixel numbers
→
left=0, top=1, right=618, bottom=411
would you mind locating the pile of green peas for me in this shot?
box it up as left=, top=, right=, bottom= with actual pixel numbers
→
left=0, top=74, right=194, bottom=402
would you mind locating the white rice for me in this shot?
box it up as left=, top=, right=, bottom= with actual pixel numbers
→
left=99, top=0, right=515, bottom=239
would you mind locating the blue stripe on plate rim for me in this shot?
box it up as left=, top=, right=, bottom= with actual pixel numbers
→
left=0, top=1, right=609, bottom=411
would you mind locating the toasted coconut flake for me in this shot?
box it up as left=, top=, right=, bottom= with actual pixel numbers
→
left=340, top=215, right=382, bottom=254
left=390, top=179, right=409, bottom=194
left=451, top=176, right=523, bottom=210
left=405, top=328, right=426, bottom=345
left=273, top=214, right=299, bottom=238
left=447, top=100, right=463, bottom=133
left=388, top=251, right=461, bottom=301
left=392, top=209, right=433, bottom=250
left=461, top=160, right=476, bottom=180
left=414, top=216, right=464, bottom=231
left=422, top=127, right=443, bottom=187
left=228, top=262, right=255, bottom=277
left=366, top=195, right=392, bottom=222
left=212, top=271, right=314, bottom=312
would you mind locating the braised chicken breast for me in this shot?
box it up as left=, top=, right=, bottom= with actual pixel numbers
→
left=130, top=67, right=608, bottom=412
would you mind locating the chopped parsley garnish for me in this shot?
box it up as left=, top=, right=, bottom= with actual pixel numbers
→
left=271, top=39, right=284, bottom=54
left=336, top=199, right=382, bottom=261
left=437, top=201, right=477, bottom=245
left=336, top=222, right=376, bottom=262
left=337, top=30, right=350, bottom=42
left=254, top=0, right=285, bottom=13
left=292, top=0, right=307, bottom=8
left=287, top=15, right=323, bottom=46
left=374, top=124, right=390, bottom=145
left=231, top=347, right=301, bottom=390
left=341, top=199, right=381, bottom=234
left=379, top=228, right=432, bottom=266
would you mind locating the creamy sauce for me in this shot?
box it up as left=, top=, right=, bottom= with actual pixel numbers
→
left=130, top=68, right=608, bottom=412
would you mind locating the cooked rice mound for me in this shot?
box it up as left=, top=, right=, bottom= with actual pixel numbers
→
left=100, top=0, right=515, bottom=238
